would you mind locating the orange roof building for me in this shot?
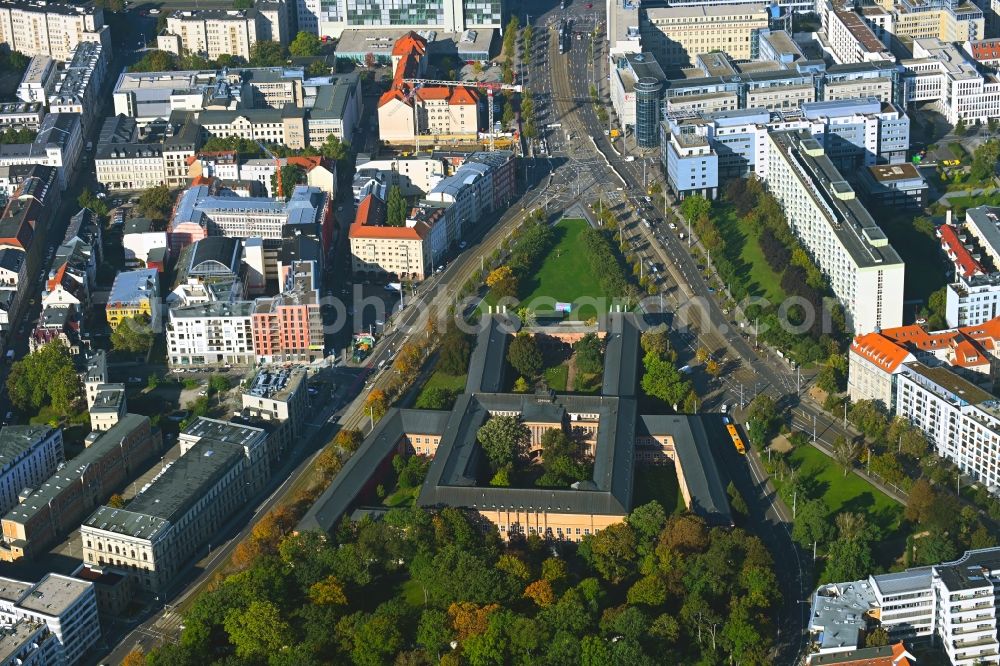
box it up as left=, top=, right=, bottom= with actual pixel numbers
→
left=349, top=194, right=432, bottom=281
left=810, top=642, right=914, bottom=666
left=377, top=32, right=481, bottom=144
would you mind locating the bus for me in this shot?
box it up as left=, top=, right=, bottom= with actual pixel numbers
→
left=726, top=423, right=747, bottom=455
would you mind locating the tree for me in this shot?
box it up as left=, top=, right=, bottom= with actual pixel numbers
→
left=250, top=40, right=288, bottom=67
left=726, top=481, right=749, bottom=517
left=223, top=600, right=293, bottom=661
left=865, top=627, right=889, bottom=648
left=122, top=649, right=145, bottom=666
left=77, top=188, right=109, bottom=217
left=627, top=501, right=666, bottom=544
left=438, top=319, right=471, bottom=375
left=130, top=50, right=177, bottom=73
left=705, top=360, right=720, bottom=376
left=394, top=342, right=423, bottom=376
left=290, top=31, right=322, bottom=57
left=136, top=184, right=174, bottom=221
left=524, top=580, right=555, bottom=606
left=680, top=194, right=710, bottom=224
left=315, top=447, right=343, bottom=479
left=309, top=575, right=348, bottom=606
left=640, top=351, right=690, bottom=407
left=486, top=266, right=518, bottom=299
left=834, top=512, right=874, bottom=545
left=307, top=60, right=331, bottom=76
left=476, top=415, right=529, bottom=470
left=108, top=494, right=126, bottom=509
left=415, top=386, right=456, bottom=410
left=955, top=118, right=967, bottom=136
left=970, top=140, right=1000, bottom=182
left=640, top=328, right=670, bottom=357
left=823, top=538, right=874, bottom=584
left=512, top=377, right=530, bottom=393
left=791, top=499, right=832, bottom=547
left=321, top=133, right=350, bottom=164
left=272, top=164, right=306, bottom=200
left=364, top=390, right=388, bottom=422
left=905, top=478, right=937, bottom=524
left=335, top=428, right=363, bottom=453
left=6, top=342, right=81, bottom=415
left=573, top=333, right=603, bottom=375
left=507, top=333, right=543, bottom=378
left=587, top=523, right=638, bottom=583
left=386, top=185, right=408, bottom=227
left=111, top=314, right=155, bottom=354
left=832, top=435, right=862, bottom=476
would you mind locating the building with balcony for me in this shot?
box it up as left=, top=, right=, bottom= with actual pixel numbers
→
left=158, top=8, right=262, bottom=61
left=0, top=426, right=62, bottom=519
left=239, top=366, right=307, bottom=462
left=0, top=573, right=100, bottom=665
left=166, top=301, right=256, bottom=368
left=0, top=0, right=107, bottom=61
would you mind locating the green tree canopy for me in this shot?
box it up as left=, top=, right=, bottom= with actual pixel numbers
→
left=136, top=184, right=175, bottom=221
left=111, top=314, right=155, bottom=354
left=386, top=185, right=407, bottom=227
left=507, top=332, right=543, bottom=378
left=573, top=333, right=603, bottom=375
left=130, top=50, right=177, bottom=72
left=476, top=415, right=530, bottom=471
left=438, top=319, right=471, bottom=375
left=6, top=342, right=81, bottom=416
left=289, top=31, right=322, bottom=57
left=640, top=351, right=690, bottom=407
left=250, top=40, right=288, bottom=67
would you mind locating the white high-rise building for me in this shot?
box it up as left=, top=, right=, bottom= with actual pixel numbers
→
left=0, top=0, right=107, bottom=61
left=763, top=130, right=905, bottom=335
left=296, top=0, right=503, bottom=39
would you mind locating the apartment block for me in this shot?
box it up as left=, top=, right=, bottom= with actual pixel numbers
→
left=0, top=426, right=62, bottom=519
left=0, top=0, right=107, bottom=61
left=89, top=384, right=126, bottom=433
left=189, top=153, right=336, bottom=198
left=81, top=418, right=267, bottom=594
left=239, top=366, right=308, bottom=462
left=0, top=573, right=100, bottom=665
left=810, top=548, right=1000, bottom=666
left=662, top=98, right=909, bottom=197
left=257, top=0, right=289, bottom=44
left=0, top=112, right=83, bottom=191
left=15, top=55, right=57, bottom=104
left=0, top=102, right=43, bottom=132
left=0, top=620, right=59, bottom=665
left=47, top=42, right=107, bottom=135
left=0, top=414, right=160, bottom=561
left=824, top=6, right=895, bottom=64
left=95, top=143, right=166, bottom=192
left=106, top=268, right=159, bottom=330
left=350, top=193, right=431, bottom=281
left=159, top=9, right=262, bottom=61
left=166, top=301, right=256, bottom=367
left=763, top=131, right=904, bottom=334
left=940, top=207, right=1000, bottom=329
left=251, top=260, right=323, bottom=363
left=642, top=4, right=769, bottom=71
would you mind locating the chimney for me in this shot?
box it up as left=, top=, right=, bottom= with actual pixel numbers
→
left=947, top=209, right=953, bottom=227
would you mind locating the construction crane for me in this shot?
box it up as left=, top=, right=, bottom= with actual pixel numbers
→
left=402, top=78, right=523, bottom=152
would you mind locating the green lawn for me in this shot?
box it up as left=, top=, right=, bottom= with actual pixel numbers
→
left=787, top=445, right=903, bottom=533
left=634, top=465, right=684, bottom=516
left=384, top=485, right=421, bottom=508
left=543, top=364, right=569, bottom=391
left=739, top=231, right=786, bottom=305
left=414, top=368, right=467, bottom=409
left=712, top=202, right=787, bottom=304
left=517, top=218, right=608, bottom=320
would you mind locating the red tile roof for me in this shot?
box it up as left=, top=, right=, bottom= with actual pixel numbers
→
left=350, top=193, right=428, bottom=240
left=392, top=31, right=427, bottom=57
left=938, top=223, right=984, bottom=278
left=46, top=261, right=68, bottom=292
left=851, top=332, right=913, bottom=372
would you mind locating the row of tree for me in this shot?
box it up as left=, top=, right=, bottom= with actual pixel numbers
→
left=131, top=33, right=331, bottom=74
left=0, top=128, right=36, bottom=145
left=640, top=328, right=696, bottom=412
left=580, top=227, right=632, bottom=300
left=145, top=502, right=780, bottom=666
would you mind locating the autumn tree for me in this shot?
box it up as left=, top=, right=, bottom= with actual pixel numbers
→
left=524, top=580, right=555, bottom=607
left=309, top=575, right=348, bottom=606
left=122, top=648, right=145, bottom=666
left=865, top=627, right=889, bottom=648
left=315, top=447, right=343, bottom=479
left=394, top=342, right=423, bottom=375
left=335, top=428, right=363, bottom=453
left=108, top=494, right=126, bottom=509
left=486, top=266, right=519, bottom=299
left=640, top=328, right=670, bottom=357
left=364, top=389, right=388, bottom=422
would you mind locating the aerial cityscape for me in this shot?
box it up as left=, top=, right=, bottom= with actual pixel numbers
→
left=0, top=0, right=1000, bottom=664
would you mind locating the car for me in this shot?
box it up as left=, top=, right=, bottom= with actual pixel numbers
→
left=668, top=222, right=677, bottom=230
left=148, top=8, right=160, bottom=14
left=436, top=265, right=444, bottom=273
left=172, top=368, right=185, bottom=373
left=198, top=389, right=208, bottom=396
left=459, top=241, right=468, bottom=249
left=679, top=365, right=692, bottom=374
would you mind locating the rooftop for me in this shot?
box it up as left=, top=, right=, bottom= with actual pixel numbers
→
left=866, top=163, right=924, bottom=183
left=169, top=300, right=255, bottom=319
left=0, top=621, right=48, bottom=663
left=244, top=366, right=305, bottom=401
left=902, top=361, right=994, bottom=405
left=809, top=580, right=878, bottom=651
left=16, top=573, right=92, bottom=617
left=108, top=268, right=158, bottom=306
left=935, top=546, right=1000, bottom=591
left=91, top=384, right=126, bottom=413
left=0, top=426, right=56, bottom=472
left=834, top=10, right=890, bottom=55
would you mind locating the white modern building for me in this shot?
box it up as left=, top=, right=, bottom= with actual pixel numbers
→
left=0, top=113, right=83, bottom=190
left=293, top=0, right=502, bottom=39
left=902, top=38, right=1000, bottom=126
left=15, top=55, right=58, bottom=105
left=941, top=207, right=1000, bottom=328
left=810, top=547, right=1000, bottom=666
left=80, top=418, right=268, bottom=594
left=166, top=301, right=256, bottom=367
left=0, top=426, right=63, bottom=519
left=0, top=573, right=100, bottom=665
left=158, top=8, right=263, bottom=61
left=763, top=130, right=904, bottom=335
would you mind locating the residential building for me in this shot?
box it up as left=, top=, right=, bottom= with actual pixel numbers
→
left=251, top=260, right=324, bottom=363
left=239, top=366, right=307, bottom=461
left=352, top=157, right=446, bottom=198
left=0, top=0, right=107, bottom=61
left=89, top=384, right=126, bottom=432
left=0, top=103, right=43, bottom=132
left=642, top=5, right=770, bottom=71
left=859, top=163, right=929, bottom=209
left=159, top=9, right=262, bottom=61
left=105, top=269, right=159, bottom=331
left=0, top=621, right=59, bottom=665
left=257, top=0, right=290, bottom=44
left=95, top=143, right=166, bottom=192
left=662, top=98, right=909, bottom=195
left=763, top=130, right=904, bottom=334
left=299, top=314, right=734, bottom=540
left=0, top=414, right=160, bottom=561
left=166, top=301, right=256, bottom=367
left=609, top=52, right=666, bottom=147
left=15, top=55, right=57, bottom=104
left=823, top=5, right=895, bottom=64
left=0, top=113, right=83, bottom=190
left=0, top=573, right=100, bottom=665
left=190, top=153, right=337, bottom=198
left=940, top=207, right=1000, bottom=328
left=80, top=418, right=267, bottom=593
left=47, top=42, right=108, bottom=135
left=82, top=351, right=107, bottom=410
left=809, top=548, right=1000, bottom=666
left=848, top=317, right=1000, bottom=407
left=0, top=426, right=62, bottom=518
left=122, top=218, right=168, bottom=269
left=350, top=193, right=431, bottom=281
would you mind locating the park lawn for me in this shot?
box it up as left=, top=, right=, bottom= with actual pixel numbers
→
left=788, top=445, right=903, bottom=534
left=544, top=364, right=569, bottom=391
left=517, top=218, right=608, bottom=320
left=943, top=189, right=1000, bottom=220
left=414, top=368, right=467, bottom=408
left=634, top=465, right=684, bottom=516
left=739, top=230, right=786, bottom=305
left=384, top=484, right=421, bottom=508
left=572, top=371, right=602, bottom=394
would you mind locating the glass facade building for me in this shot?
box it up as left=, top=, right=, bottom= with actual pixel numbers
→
left=635, top=77, right=661, bottom=148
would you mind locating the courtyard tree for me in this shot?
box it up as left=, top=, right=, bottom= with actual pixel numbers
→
left=507, top=332, right=543, bottom=378
left=573, top=333, right=603, bottom=375
left=111, top=314, right=155, bottom=353
left=7, top=342, right=82, bottom=416
left=640, top=352, right=690, bottom=407
left=289, top=31, right=322, bottom=57
left=477, top=415, right=530, bottom=471
left=136, top=184, right=174, bottom=221
left=386, top=185, right=407, bottom=227
left=249, top=40, right=287, bottom=67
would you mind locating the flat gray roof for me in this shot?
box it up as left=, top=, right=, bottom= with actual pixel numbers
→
left=0, top=426, right=56, bottom=472
left=16, top=573, right=92, bottom=617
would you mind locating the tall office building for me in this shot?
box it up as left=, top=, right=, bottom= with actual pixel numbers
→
left=635, top=77, right=662, bottom=148
left=297, top=0, right=503, bottom=38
